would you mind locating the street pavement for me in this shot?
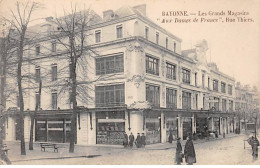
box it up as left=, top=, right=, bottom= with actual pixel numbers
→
left=3, top=132, right=260, bottom=165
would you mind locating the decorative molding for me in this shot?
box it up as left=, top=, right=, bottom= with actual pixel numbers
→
left=127, top=74, right=145, bottom=88
left=128, top=101, right=152, bottom=110
left=125, top=41, right=145, bottom=52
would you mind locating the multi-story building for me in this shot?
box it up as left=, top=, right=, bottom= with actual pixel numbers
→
left=235, top=83, right=260, bottom=131
left=3, top=4, right=239, bottom=145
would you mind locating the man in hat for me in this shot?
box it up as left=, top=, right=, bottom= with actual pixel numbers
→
left=123, top=132, right=128, bottom=148
left=175, top=137, right=183, bottom=165
left=136, top=133, right=142, bottom=148
left=141, top=133, right=146, bottom=147
left=129, top=132, right=135, bottom=149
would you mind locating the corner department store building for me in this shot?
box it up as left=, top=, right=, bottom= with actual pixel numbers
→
left=3, top=4, right=237, bottom=145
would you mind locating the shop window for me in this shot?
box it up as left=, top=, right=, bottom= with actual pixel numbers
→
left=182, top=91, right=191, bottom=109
left=95, top=84, right=125, bottom=107
left=166, top=62, right=176, bottom=80
left=166, top=88, right=177, bottom=109
left=146, top=55, right=159, bottom=76
left=96, top=53, right=124, bottom=75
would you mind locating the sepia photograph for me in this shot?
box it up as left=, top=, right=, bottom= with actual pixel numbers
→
left=0, top=0, right=259, bottom=165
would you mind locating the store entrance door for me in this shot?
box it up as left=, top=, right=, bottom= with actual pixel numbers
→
left=183, top=118, right=192, bottom=140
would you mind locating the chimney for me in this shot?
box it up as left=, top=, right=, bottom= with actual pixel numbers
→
left=133, top=4, right=146, bottom=16
left=103, top=10, right=114, bottom=20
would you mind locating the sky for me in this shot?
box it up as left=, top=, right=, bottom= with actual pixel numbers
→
left=0, top=0, right=259, bottom=88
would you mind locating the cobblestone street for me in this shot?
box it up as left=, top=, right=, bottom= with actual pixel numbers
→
left=3, top=133, right=259, bottom=165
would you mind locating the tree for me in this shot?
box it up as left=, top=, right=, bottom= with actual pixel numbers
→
left=50, top=4, right=103, bottom=153
left=3, top=1, right=40, bottom=155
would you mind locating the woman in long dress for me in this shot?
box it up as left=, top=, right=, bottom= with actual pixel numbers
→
left=184, top=136, right=196, bottom=165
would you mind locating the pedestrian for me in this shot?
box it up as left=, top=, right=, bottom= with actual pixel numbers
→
left=123, top=132, right=128, bottom=148
left=175, top=137, right=183, bottom=165
left=141, top=133, right=146, bottom=147
left=168, top=131, right=173, bottom=143
left=136, top=133, right=141, bottom=148
left=129, top=132, right=135, bottom=149
left=184, top=136, right=196, bottom=165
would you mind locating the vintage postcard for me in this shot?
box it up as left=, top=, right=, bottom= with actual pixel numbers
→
left=0, top=0, right=259, bottom=165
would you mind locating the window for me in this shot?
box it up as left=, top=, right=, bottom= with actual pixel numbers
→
left=173, top=42, right=176, bottom=52
left=229, top=100, right=233, bottom=112
left=202, top=74, right=205, bottom=88
left=182, top=91, right=191, bottom=109
left=35, top=66, right=41, bottom=83
left=222, top=99, right=226, bottom=112
left=166, top=62, right=176, bottom=80
left=156, top=32, right=159, bottom=44
left=228, top=85, right=232, bottom=95
left=35, top=92, right=41, bottom=109
left=96, top=54, right=124, bottom=75
left=166, top=88, right=177, bottom=109
left=221, top=82, right=226, bottom=93
left=146, top=84, right=160, bottom=107
left=213, top=79, right=218, bottom=91
left=95, top=84, right=125, bottom=107
left=36, top=46, right=40, bottom=56
left=145, top=27, right=149, bottom=39
left=166, top=37, right=168, bottom=49
left=51, top=92, right=57, bottom=109
left=146, top=55, right=159, bottom=75
left=51, top=64, right=57, bottom=81
left=51, top=42, right=56, bottom=52
left=116, top=25, right=123, bottom=39
left=95, top=30, right=101, bottom=43
left=182, top=68, right=190, bottom=84
left=195, top=72, right=197, bottom=86
left=214, top=97, right=219, bottom=111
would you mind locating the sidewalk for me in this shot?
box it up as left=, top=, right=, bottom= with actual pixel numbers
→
left=4, top=133, right=244, bottom=163
left=146, top=133, right=244, bottom=150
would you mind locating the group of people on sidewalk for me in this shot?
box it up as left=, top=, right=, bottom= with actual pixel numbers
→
left=175, top=135, right=197, bottom=165
left=123, top=132, right=146, bottom=149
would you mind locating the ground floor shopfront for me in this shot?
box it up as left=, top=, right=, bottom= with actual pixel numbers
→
left=3, top=108, right=237, bottom=145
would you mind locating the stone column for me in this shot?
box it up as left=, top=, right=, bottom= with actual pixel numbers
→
left=161, top=112, right=166, bottom=143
